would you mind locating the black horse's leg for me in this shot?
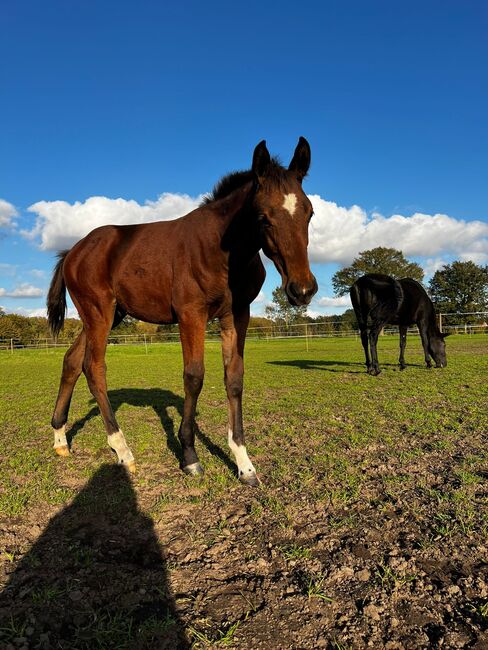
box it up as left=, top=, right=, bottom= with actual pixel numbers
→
left=418, top=324, right=432, bottom=368
left=399, top=325, right=408, bottom=370
left=51, top=330, right=86, bottom=455
left=359, top=324, right=371, bottom=372
left=368, top=322, right=385, bottom=375
left=220, top=308, right=259, bottom=486
left=178, top=312, right=206, bottom=476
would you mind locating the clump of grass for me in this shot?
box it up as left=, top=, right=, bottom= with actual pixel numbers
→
left=280, top=543, right=312, bottom=561
left=189, top=620, right=240, bottom=648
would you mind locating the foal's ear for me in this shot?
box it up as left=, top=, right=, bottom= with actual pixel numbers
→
left=252, top=140, right=271, bottom=180
left=288, top=136, right=311, bottom=182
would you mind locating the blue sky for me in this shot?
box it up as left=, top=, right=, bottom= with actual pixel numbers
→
left=1, top=0, right=487, bottom=318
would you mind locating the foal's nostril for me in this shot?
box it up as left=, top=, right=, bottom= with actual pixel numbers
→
left=287, top=279, right=317, bottom=305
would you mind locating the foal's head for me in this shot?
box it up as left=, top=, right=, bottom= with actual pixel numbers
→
left=251, top=137, right=318, bottom=306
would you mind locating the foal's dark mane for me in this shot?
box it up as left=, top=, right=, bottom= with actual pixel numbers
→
left=201, top=157, right=288, bottom=205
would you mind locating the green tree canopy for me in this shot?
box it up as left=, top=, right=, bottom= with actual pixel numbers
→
left=264, top=287, right=307, bottom=325
left=428, top=260, right=488, bottom=313
left=332, top=247, right=424, bottom=296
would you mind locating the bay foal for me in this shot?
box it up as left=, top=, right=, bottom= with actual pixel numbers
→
left=47, top=138, right=317, bottom=485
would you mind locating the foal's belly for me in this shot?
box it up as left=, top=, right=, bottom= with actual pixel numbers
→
left=114, top=273, right=175, bottom=324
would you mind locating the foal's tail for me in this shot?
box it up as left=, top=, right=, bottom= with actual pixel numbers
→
left=47, top=251, right=69, bottom=337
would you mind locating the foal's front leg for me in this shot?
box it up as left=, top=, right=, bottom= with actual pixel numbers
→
left=220, top=310, right=259, bottom=487
left=178, top=314, right=206, bottom=476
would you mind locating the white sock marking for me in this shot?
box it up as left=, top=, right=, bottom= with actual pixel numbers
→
left=108, top=430, right=134, bottom=465
left=53, top=425, right=67, bottom=449
left=228, top=429, right=255, bottom=476
left=283, top=193, right=297, bottom=216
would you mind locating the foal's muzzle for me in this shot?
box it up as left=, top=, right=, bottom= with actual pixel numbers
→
left=286, top=276, right=318, bottom=306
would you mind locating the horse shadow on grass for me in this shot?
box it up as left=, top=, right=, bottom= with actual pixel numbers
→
left=67, top=388, right=236, bottom=475
left=267, top=359, right=364, bottom=373
left=0, top=463, right=190, bottom=649
left=267, top=359, right=426, bottom=373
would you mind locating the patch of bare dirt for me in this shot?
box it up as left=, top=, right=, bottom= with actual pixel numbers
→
left=1, top=442, right=487, bottom=649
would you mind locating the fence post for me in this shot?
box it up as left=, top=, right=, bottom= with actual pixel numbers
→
left=10, top=338, right=13, bottom=354
left=305, top=323, right=309, bottom=352
left=439, top=313, right=443, bottom=333
left=144, top=333, right=148, bottom=354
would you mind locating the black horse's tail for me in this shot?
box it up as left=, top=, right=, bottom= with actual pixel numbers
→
left=392, top=278, right=404, bottom=313
left=47, top=251, right=69, bottom=337
left=349, top=282, right=364, bottom=327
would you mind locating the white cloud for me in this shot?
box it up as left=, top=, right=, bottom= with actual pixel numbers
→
left=0, top=283, right=44, bottom=298
left=0, top=263, right=17, bottom=276
left=0, top=199, right=18, bottom=229
left=422, top=257, right=448, bottom=278
left=316, top=295, right=351, bottom=308
left=23, top=193, right=202, bottom=251
left=19, top=191, right=488, bottom=268
left=308, top=196, right=488, bottom=265
left=29, top=269, right=46, bottom=279
left=1, top=305, right=79, bottom=318
left=252, top=290, right=266, bottom=304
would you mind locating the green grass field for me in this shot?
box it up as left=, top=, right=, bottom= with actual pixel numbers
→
left=0, top=334, right=487, bottom=648
left=0, top=335, right=486, bottom=515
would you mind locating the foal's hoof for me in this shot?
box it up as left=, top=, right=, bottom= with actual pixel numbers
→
left=183, top=462, right=204, bottom=477
left=239, top=471, right=261, bottom=488
left=126, top=461, right=137, bottom=474
left=54, top=445, right=70, bottom=457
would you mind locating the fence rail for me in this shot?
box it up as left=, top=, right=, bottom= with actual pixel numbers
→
left=1, top=316, right=487, bottom=353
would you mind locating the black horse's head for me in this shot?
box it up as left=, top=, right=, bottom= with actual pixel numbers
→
left=430, top=332, right=449, bottom=367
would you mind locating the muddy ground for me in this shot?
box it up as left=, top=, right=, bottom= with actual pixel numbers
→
left=1, top=436, right=487, bottom=650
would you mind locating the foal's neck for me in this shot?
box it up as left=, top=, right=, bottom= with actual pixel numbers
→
left=213, top=182, right=261, bottom=261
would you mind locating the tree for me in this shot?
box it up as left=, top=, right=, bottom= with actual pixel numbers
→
left=429, top=261, right=488, bottom=314
left=265, top=287, right=307, bottom=325
left=332, top=247, right=424, bottom=296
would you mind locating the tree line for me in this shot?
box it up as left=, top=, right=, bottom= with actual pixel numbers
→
left=1, top=248, right=487, bottom=343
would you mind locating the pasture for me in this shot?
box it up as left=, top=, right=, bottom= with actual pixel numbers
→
left=0, top=335, right=487, bottom=648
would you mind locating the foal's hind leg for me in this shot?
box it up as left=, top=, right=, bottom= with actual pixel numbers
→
left=51, top=330, right=86, bottom=455
left=221, top=309, right=259, bottom=486
left=81, top=307, right=135, bottom=471
left=177, top=313, right=206, bottom=476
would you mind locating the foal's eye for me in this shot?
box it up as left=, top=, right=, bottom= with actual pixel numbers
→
left=258, top=214, right=272, bottom=228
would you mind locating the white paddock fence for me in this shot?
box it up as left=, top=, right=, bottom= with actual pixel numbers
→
left=1, top=313, right=487, bottom=353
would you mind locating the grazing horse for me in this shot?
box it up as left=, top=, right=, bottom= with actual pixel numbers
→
left=47, top=138, right=317, bottom=485
left=350, top=273, right=448, bottom=375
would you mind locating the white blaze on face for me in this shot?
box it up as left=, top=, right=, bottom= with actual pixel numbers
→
left=282, top=193, right=297, bottom=216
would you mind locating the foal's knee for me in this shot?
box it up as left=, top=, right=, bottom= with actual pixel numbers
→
left=226, top=375, right=243, bottom=399
left=184, top=366, right=204, bottom=396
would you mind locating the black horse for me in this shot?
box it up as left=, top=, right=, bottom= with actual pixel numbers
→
left=350, top=273, right=448, bottom=375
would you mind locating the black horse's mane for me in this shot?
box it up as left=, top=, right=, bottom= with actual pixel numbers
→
left=202, top=157, right=288, bottom=205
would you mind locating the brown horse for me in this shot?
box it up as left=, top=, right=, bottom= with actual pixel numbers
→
left=47, top=138, right=317, bottom=485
